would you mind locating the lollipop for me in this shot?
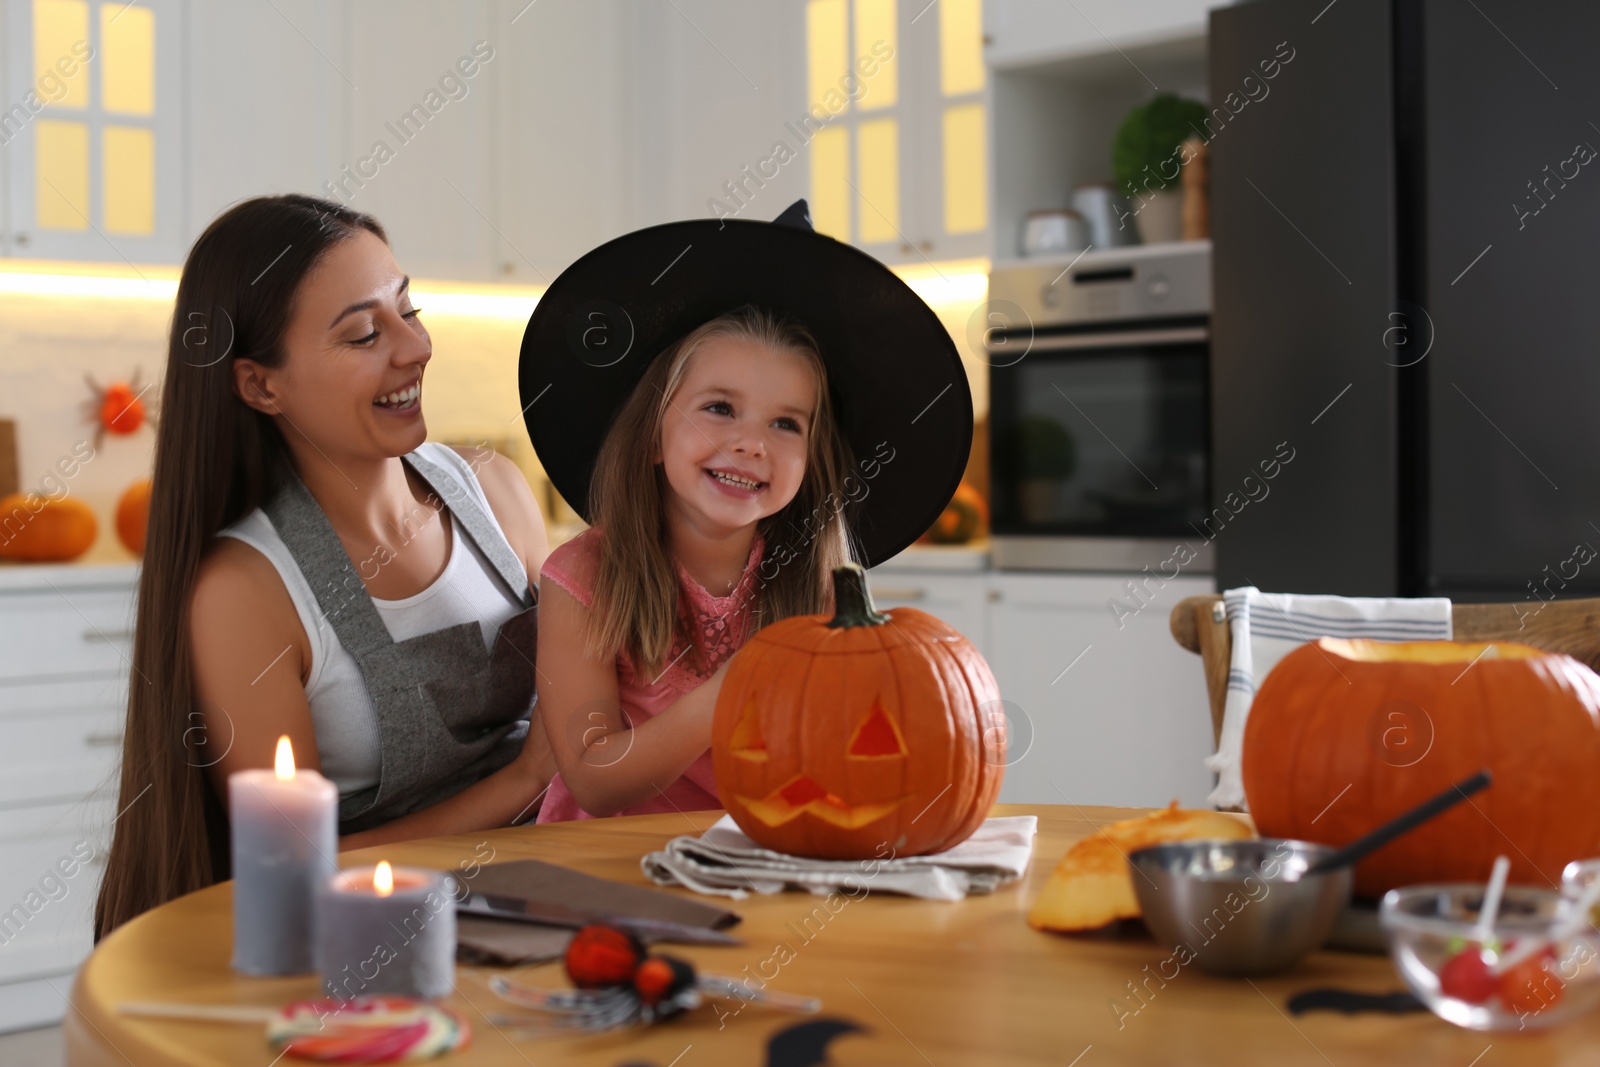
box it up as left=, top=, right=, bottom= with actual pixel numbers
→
left=119, top=994, right=468, bottom=1063
left=268, top=996, right=469, bottom=1062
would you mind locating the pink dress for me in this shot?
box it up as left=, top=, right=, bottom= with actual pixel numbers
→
left=535, top=527, right=764, bottom=822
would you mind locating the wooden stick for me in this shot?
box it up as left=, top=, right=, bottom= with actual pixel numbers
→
left=118, top=1002, right=279, bottom=1024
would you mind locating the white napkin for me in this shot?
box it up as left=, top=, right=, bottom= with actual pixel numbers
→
left=641, top=815, right=1037, bottom=902
left=1204, top=586, right=1451, bottom=810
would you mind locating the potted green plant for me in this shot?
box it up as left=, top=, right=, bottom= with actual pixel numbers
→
left=1112, top=93, right=1208, bottom=244
left=1007, top=417, right=1076, bottom=525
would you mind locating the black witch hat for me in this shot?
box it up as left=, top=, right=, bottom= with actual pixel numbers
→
left=518, top=200, right=972, bottom=567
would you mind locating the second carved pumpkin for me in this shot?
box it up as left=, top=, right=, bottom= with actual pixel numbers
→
left=712, top=564, right=1005, bottom=859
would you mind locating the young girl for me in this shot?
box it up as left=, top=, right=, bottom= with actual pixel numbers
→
left=535, top=307, right=851, bottom=818
left=523, top=200, right=974, bottom=820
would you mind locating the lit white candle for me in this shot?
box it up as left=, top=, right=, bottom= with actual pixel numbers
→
left=314, top=861, right=457, bottom=1000
left=229, top=736, right=337, bottom=975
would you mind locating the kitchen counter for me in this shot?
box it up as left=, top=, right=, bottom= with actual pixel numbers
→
left=871, top=541, right=990, bottom=573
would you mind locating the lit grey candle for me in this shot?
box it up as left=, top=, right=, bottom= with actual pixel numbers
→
left=315, top=862, right=457, bottom=1000
left=229, top=737, right=338, bottom=976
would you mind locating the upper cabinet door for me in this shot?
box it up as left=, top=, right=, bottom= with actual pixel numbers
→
left=4, top=0, right=184, bottom=262
left=184, top=0, right=349, bottom=243
left=805, top=0, right=989, bottom=265
left=983, top=0, right=1217, bottom=70
left=339, top=0, right=499, bottom=281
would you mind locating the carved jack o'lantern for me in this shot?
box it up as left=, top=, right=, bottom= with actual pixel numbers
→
left=712, top=564, right=1005, bottom=859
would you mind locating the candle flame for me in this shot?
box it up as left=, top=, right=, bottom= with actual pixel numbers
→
left=273, top=736, right=295, bottom=781
left=374, top=861, right=394, bottom=897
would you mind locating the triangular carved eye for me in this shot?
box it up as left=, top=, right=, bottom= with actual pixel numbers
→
left=730, top=698, right=768, bottom=760
left=848, top=699, right=906, bottom=758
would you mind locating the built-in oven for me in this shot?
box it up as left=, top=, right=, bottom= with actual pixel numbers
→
left=985, top=242, right=1212, bottom=572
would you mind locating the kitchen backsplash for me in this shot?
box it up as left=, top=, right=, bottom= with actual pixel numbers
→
left=0, top=261, right=988, bottom=566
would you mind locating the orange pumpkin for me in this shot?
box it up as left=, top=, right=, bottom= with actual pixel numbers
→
left=712, top=564, right=1004, bottom=859
left=115, top=478, right=152, bottom=555
left=925, top=482, right=988, bottom=545
left=0, top=493, right=98, bottom=562
left=1242, top=637, right=1600, bottom=897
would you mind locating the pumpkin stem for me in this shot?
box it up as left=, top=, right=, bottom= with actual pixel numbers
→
left=827, top=563, right=888, bottom=628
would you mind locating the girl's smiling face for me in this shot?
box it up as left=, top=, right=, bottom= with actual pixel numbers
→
left=237, top=229, right=431, bottom=459
left=657, top=335, right=818, bottom=537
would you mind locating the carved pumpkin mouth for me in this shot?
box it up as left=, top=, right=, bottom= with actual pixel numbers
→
left=737, top=775, right=906, bottom=829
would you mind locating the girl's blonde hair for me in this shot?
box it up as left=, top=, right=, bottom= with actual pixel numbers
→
left=586, top=305, right=854, bottom=676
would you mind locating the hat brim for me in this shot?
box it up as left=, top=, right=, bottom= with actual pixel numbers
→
left=518, top=216, right=972, bottom=568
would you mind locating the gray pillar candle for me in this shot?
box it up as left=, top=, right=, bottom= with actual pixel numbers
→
left=314, top=863, right=458, bottom=1001
left=229, top=738, right=338, bottom=976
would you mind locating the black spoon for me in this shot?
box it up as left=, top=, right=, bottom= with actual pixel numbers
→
left=1304, top=770, right=1492, bottom=875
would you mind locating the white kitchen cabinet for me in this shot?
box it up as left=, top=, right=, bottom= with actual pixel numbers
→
left=183, top=0, right=347, bottom=242
left=3, top=0, right=185, bottom=262
left=338, top=1, right=499, bottom=281
left=868, top=553, right=1216, bottom=810
left=983, top=0, right=1220, bottom=71
left=800, top=0, right=990, bottom=265
left=491, top=0, right=641, bottom=282
left=0, top=563, right=134, bottom=1035
left=867, top=563, right=989, bottom=657
left=987, top=571, right=1214, bottom=809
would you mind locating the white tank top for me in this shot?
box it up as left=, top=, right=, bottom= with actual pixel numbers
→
left=215, top=443, right=527, bottom=799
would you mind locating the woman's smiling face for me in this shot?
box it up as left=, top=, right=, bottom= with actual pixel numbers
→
left=238, top=228, right=431, bottom=459
left=657, top=335, right=818, bottom=538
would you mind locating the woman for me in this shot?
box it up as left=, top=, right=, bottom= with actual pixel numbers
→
left=94, top=195, right=554, bottom=939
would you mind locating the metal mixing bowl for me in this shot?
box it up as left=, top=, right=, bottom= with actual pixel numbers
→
left=1127, top=838, right=1352, bottom=977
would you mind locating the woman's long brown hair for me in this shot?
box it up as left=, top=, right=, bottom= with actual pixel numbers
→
left=94, top=195, right=386, bottom=940
left=585, top=307, right=855, bottom=677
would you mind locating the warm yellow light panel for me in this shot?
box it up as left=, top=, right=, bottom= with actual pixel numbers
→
left=102, top=4, right=156, bottom=115
left=103, top=126, right=155, bottom=234
left=805, top=0, right=847, bottom=108
left=35, top=119, right=90, bottom=230
left=943, top=104, right=987, bottom=234
left=854, top=0, right=897, bottom=110
left=34, top=0, right=90, bottom=109
left=809, top=125, right=851, bottom=240
left=940, top=0, right=985, bottom=96
left=856, top=118, right=900, bottom=243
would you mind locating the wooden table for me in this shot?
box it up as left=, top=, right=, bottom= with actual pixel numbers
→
left=67, top=805, right=1597, bottom=1065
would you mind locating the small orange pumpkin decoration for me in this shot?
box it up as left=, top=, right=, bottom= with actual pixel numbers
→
left=1242, top=637, right=1600, bottom=897
left=712, top=564, right=1005, bottom=859
left=924, top=482, right=988, bottom=545
left=0, top=493, right=98, bottom=562
left=116, top=478, right=152, bottom=555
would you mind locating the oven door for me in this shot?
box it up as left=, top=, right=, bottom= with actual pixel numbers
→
left=987, top=321, right=1212, bottom=572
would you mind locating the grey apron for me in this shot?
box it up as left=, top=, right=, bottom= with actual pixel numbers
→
left=262, top=449, right=538, bottom=834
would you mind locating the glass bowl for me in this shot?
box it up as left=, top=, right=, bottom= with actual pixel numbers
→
left=1563, top=858, right=1600, bottom=925
left=1380, top=883, right=1600, bottom=1031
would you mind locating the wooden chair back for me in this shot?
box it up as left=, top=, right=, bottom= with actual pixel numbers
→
left=1169, top=594, right=1600, bottom=746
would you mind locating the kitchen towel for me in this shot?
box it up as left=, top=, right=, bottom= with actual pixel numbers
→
left=641, top=815, right=1037, bottom=902
left=1205, top=586, right=1452, bottom=809
left=454, top=857, right=739, bottom=966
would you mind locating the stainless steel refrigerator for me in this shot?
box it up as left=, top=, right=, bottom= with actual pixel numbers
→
left=1207, top=0, right=1600, bottom=602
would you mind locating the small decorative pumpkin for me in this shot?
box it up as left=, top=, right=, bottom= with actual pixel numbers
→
left=115, top=478, right=152, bottom=555
left=1029, top=802, right=1254, bottom=933
left=924, top=482, right=987, bottom=545
left=712, top=563, right=1004, bottom=859
left=1242, top=637, right=1600, bottom=897
left=0, top=493, right=98, bottom=562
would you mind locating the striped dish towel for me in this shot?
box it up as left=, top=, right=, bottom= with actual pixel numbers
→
left=641, top=814, right=1037, bottom=902
left=1205, top=586, right=1451, bottom=809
